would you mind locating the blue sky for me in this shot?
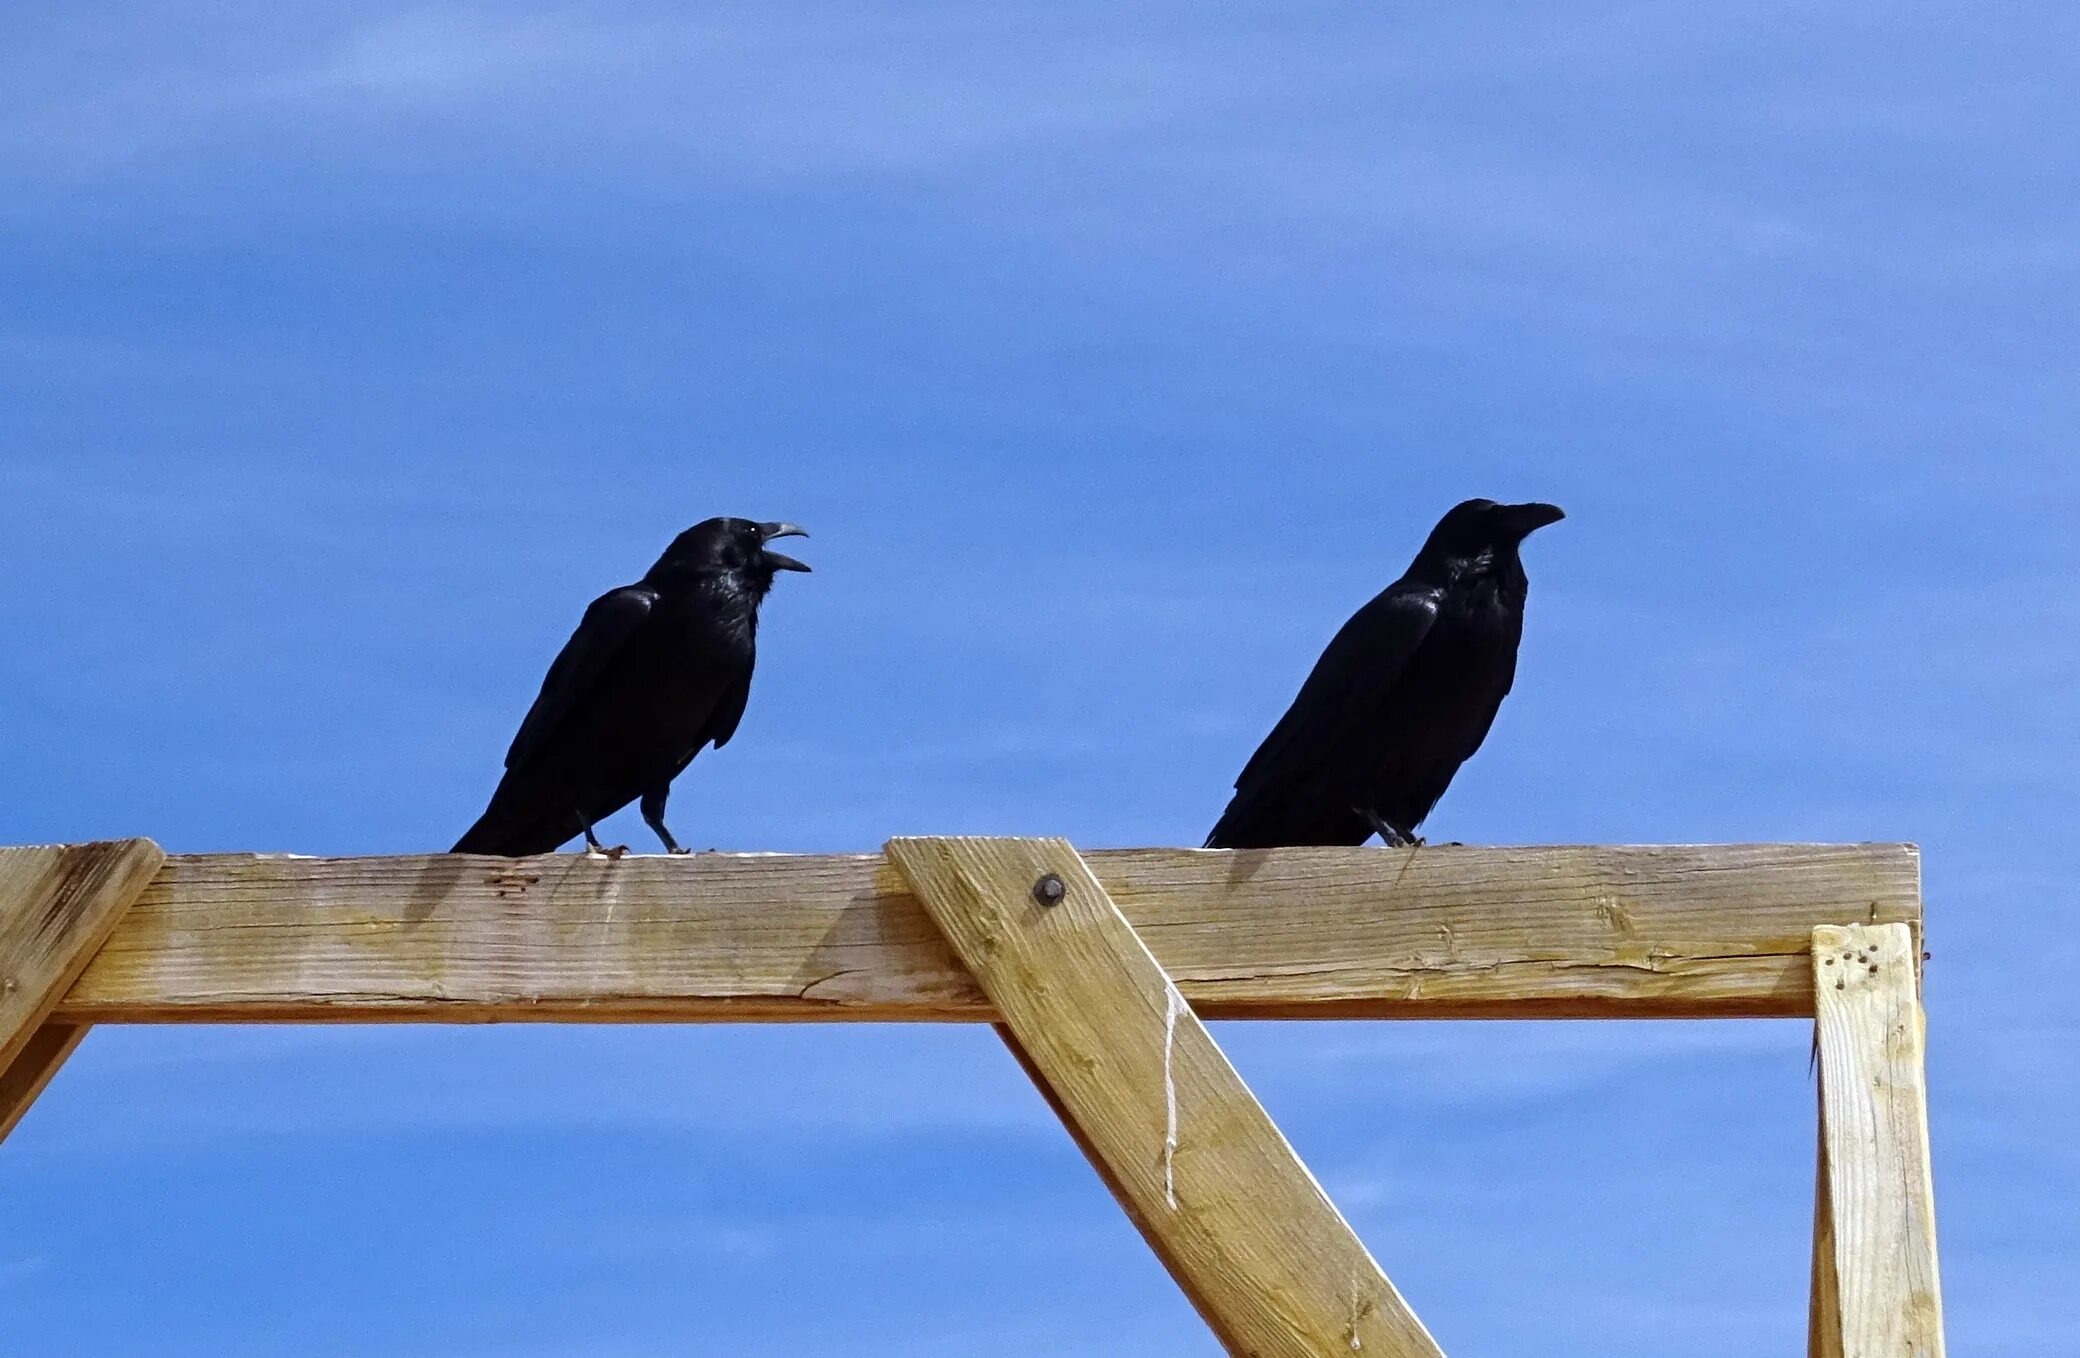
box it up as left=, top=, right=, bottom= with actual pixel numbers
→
left=2, top=2, right=2074, bottom=1352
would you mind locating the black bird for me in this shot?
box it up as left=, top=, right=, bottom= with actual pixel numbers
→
left=1206, top=499, right=1563, bottom=850
left=453, top=518, right=810, bottom=857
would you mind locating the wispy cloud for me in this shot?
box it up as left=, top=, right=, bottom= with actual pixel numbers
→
left=2, top=5, right=2074, bottom=1354
left=0, top=5, right=1218, bottom=184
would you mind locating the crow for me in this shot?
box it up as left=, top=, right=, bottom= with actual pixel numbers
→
left=452, top=518, right=810, bottom=857
left=1206, top=499, right=1563, bottom=850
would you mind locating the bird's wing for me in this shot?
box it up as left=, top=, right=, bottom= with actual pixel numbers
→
left=503, top=585, right=658, bottom=771
left=1231, top=581, right=1443, bottom=795
left=702, top=670, right=754, bottom=752
left=659, top=668, right=753, bottom=785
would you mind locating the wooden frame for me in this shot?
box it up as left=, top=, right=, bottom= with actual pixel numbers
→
left=0, top=840, right=165, bottom=1138
left=1, top=838, right=1942, bottom=1357
left=1809, top=923, right=1944, bottom=1357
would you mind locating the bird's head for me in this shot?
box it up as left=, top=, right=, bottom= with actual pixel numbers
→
left=654, top=518, right=812, bottom=585
left=1414, top=499, right=1564, bottom=577
left=1423, top=498, right=1564, bottom=554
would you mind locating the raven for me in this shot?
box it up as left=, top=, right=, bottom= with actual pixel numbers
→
left=1206, top=499, right=1562, bottom=850
left=452, top=518, right=810, bottom=857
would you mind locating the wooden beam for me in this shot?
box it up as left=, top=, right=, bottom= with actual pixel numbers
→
left=55, top=844, right=1919, bottom=1023
left=1810, top=923, right=1944, bottom=1358
left=889, top=836, right=1445, bottom=1358
left=1809, top=1107, right=1844, bottom=1358
left=0, top=1023, right=89, bottom=1142
left=0, top=840, right=165, bottom=1141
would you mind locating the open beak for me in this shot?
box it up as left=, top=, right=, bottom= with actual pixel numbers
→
left=757, top=522, right=812, bottom=573
left=1505, top=502, right=1566, bottom=536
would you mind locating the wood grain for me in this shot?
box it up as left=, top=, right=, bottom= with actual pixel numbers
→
left=55, top=844, right=1919, bottom=1023
left=1810, top=1108, right=1844, bottom=1358
left=0, top=840, right=165, bottom=1140
left=0, top=1023, right=89, bottom=1142
left=1811, top=923, right=1944, bottom=1358
left=890, top=836, right=1444, bottom=1358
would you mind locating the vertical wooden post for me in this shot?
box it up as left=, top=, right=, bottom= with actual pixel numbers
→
left=888, top=836, right=1446, bottom=1358
left=1809, top=1106, right=1844, bottom=1358
left=0, top=840, right=165, bottom=1142
left=1809, top=923, right=1944, bottom=1358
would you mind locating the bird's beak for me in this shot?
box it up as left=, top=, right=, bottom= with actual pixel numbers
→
left=1504, top=502, right=1566, bottom=537
left=757, top=522, right=812, bottom=573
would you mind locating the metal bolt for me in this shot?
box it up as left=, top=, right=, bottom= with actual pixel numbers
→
left=1033, top=873, right=1066, bottom=907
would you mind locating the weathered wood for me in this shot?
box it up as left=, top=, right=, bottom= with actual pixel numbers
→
left=1810, top=1112, right=1844, bottom=1358
left=0, top=1023, right=89, bottom=1142
left=56, top=844, right=1919, bottom=1023
left=1811, top=923, right=1944, bottom=1358
left=890, top=836, right=1444, bottom=1358
left=0, top=840, right=165, bottom=1140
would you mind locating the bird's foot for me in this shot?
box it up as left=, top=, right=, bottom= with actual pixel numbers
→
left=667, top=846, right=693, bottom=856
left=585, top=843, right=630, bottom=860
left=1358, top=808, right=1424, bottom=849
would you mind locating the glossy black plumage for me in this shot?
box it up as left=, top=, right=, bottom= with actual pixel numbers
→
left=452, top=517, right=809, bottom=857
left=1206, top=499, right=1562, bottom=849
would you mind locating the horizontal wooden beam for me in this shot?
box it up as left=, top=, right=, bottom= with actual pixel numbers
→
left=53, top=843, right=1919, bottom=1024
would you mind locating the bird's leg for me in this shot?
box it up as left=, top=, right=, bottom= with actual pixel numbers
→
left=1357, top=807, right=1397, bottom=844
left=579, top=815, right=629, bottom=860
left=640, top=788, right=690, bottom=855
left=1358, top=807, right=1425, bottom=849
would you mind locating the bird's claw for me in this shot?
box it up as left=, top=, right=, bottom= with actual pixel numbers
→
left=667, top=846, right=693, bottom=856
left=1357, top=807, right=1423, bottom=849
left=586, top=843, right=630, bottom=860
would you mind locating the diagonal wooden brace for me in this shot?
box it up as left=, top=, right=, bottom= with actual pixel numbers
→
left=1808, top=923, right=1945, bottom=1358
left=888, top=836, right=1445, bottom=1358
left=0, top=839, right=165, bottom=1142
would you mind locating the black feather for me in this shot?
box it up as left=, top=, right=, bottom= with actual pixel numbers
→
left=1206, top=498, right=1560, bottom=849
left=453, top=517, right=808, bottom=856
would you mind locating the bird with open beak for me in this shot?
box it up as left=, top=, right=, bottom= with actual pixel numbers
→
left=453, top=517, right=811, bottom=856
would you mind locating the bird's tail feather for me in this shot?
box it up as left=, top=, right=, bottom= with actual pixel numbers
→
left=451, top=779, right=576, bottom=857
left=1205, top=792, right=1274, bottom=849
left=1205, top=787, right=1369, bottom=850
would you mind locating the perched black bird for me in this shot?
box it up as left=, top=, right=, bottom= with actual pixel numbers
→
left=1206, top=498, right=1563, bottom=850
left=453, top=518, right=810, bottom=857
